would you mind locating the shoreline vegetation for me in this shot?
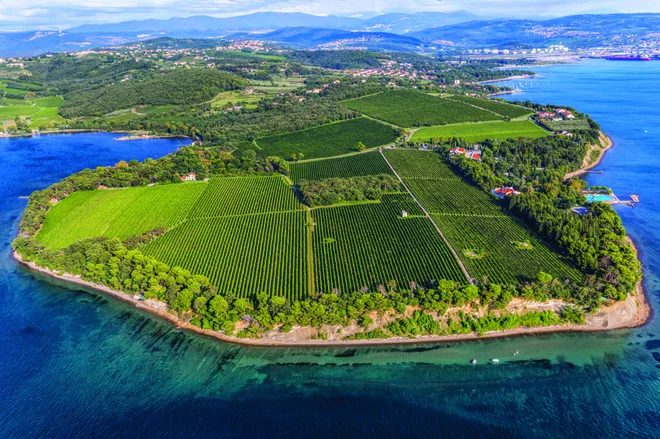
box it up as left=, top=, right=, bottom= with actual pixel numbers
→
left=564, top=132, right=614, bottom=180
left=13, top=246, right=648, bottom=346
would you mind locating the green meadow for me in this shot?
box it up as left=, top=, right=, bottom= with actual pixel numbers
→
left=411, top=120, right=550, bottom=143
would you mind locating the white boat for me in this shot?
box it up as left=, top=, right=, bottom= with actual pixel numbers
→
left=470, top=359, right=477, bottom=364
left=513, top=351, right=519, bottom=356
left=490, top=359, right=500, bottom=363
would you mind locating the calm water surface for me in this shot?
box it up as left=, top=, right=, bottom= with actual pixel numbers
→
left=1, top=66, right=659, bottom=438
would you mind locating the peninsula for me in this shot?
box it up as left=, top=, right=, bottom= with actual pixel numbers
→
left=7, top=45, right=647, bottom=344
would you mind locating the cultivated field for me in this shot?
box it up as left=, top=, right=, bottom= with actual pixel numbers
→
left=385, top=149, right=581, bottom=284
left=38, top=149, right=581, bottom=298
left=189, top=176, right=303, bottom=218
left=411, top=120, right=549, bottom=143
left=289, top=150, right=393, bottom=182
left=37, top=183, right=207, bottom=249
left=143, top=211, right=308, bottom=299
left=344, top=90, right=502, bottom=127
left=312, top=194, right=466, bottom=294
left=255, top=117, right=399, bottom=160
left=447, top=95, right=533, bottom=119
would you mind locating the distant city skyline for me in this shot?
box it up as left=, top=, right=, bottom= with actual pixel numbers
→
left=1, top=0, right=660, bottom=31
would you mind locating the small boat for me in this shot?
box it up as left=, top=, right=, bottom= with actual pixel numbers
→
left=490, top=359, right=500, bottom=363
left=513, top=351, right=519, bottom=356
left=470, top=359, right=477, bottom=365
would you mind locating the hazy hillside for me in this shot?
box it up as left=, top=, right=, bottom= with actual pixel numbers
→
left=411, top=13, right=660, bottom=47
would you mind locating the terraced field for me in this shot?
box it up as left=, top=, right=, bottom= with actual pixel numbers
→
left=312, top=193, right=466, bottom=294
left=411, top=120, right=549, bottom=143
left=447, top=95, right=533, bottom=119
left=344, top=90, right=502, bottom=127
left=37, top=183, right=207, bottom=249
left=289, top=150, right=393, bottom=182
left=143, top=211, right=308, bottom=299
left=384, top=149, right=581, bottom=284
left=255, top=117, right=399, bottom=160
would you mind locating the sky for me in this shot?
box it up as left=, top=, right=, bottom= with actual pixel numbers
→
left=0, top=0, right=659, bottom=31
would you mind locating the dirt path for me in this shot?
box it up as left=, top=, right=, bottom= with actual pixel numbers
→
left=379, top=149, right=474, bottom=284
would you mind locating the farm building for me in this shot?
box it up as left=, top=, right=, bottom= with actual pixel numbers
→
left=180, top=172, right=197, bottom=181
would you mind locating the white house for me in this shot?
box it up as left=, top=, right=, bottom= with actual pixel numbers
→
left=180, top=172, right=197, bottom=181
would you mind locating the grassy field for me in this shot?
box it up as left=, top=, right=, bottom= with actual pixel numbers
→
left=312, top=193, right=466, bottom=293
left=143, top=211, right=308, bottom=299
left=344, top=90, right=502, bottom=127
left=37, top=183, right=207, bottom=249
left=0, top=94, right=65, bottom=129
left=447, top=95, right=533, bottom=119
left=411, top=120, right=549, bottom=143
left=210, top=90, right=264, bottom=110
left=255, top=118, right=399, bottom=160
left=543, top=118, right=592, bottom=131
left=289, top=150, right=393, bottom=182
left=385, top=150, right=581, bottom=284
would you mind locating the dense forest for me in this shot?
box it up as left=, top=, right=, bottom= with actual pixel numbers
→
left=287, top=50, right=386, bottom=69
left=297, top=175, right=401, bottom=206
left=59, top=69, right=246, bottom=117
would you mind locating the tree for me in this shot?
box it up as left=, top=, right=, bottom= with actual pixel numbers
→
left=355, top=141, right=366, bottom=151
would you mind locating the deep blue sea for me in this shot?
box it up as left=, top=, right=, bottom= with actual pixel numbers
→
left=1, top=63, right=659, bottom=438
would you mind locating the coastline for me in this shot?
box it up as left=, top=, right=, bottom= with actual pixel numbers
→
left=564, top=131, right=614, bottom=180
left=0, top=129, right=190, bottom=142
left=476, top=74, right=533, bottom=85
left=13, top=250, right=650, bottom=347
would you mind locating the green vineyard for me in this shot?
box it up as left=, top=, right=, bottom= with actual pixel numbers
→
left=37, top=183, right=207, bottom=249
left=344, top=90, right=502, bottom=127
left=188, top=176, right=303, bottom=218
left=384, top=149, right=581, bottom=284
left=255, top=117, right=399, bottom=160
left=312, top=194, right=466, bottom=294
left=289, top=150, right=393, bottom=182
left=432, top=213, right=581, bottom=284
left=37, top=147, right=583, bottom=299
left=143, top=211, right=309, bottom=299
left=447, top=95, right=533, bottom=119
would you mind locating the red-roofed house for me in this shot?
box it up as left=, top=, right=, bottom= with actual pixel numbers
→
left=492, top=186, right=521, bottom=199
left=180, top=172, right=197, bottom=181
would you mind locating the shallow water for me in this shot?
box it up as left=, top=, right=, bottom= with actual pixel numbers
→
left=1, top=67, right=659, bottom=438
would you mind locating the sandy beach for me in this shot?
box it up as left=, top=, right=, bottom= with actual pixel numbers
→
left=13, top=250, right=649, bottom=347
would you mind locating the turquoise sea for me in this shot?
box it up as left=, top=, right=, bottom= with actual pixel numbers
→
left=1, top=62, right=659, bottom=438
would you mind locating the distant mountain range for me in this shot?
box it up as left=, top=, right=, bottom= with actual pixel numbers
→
left=67, top=12, right=480, bottom=35
left=2, top=12, right=660, bottom=58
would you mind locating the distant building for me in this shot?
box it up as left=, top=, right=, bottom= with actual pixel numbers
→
left=180, top=172, right=197, bottom=181
left=401, top=210, right=409, bottom=218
